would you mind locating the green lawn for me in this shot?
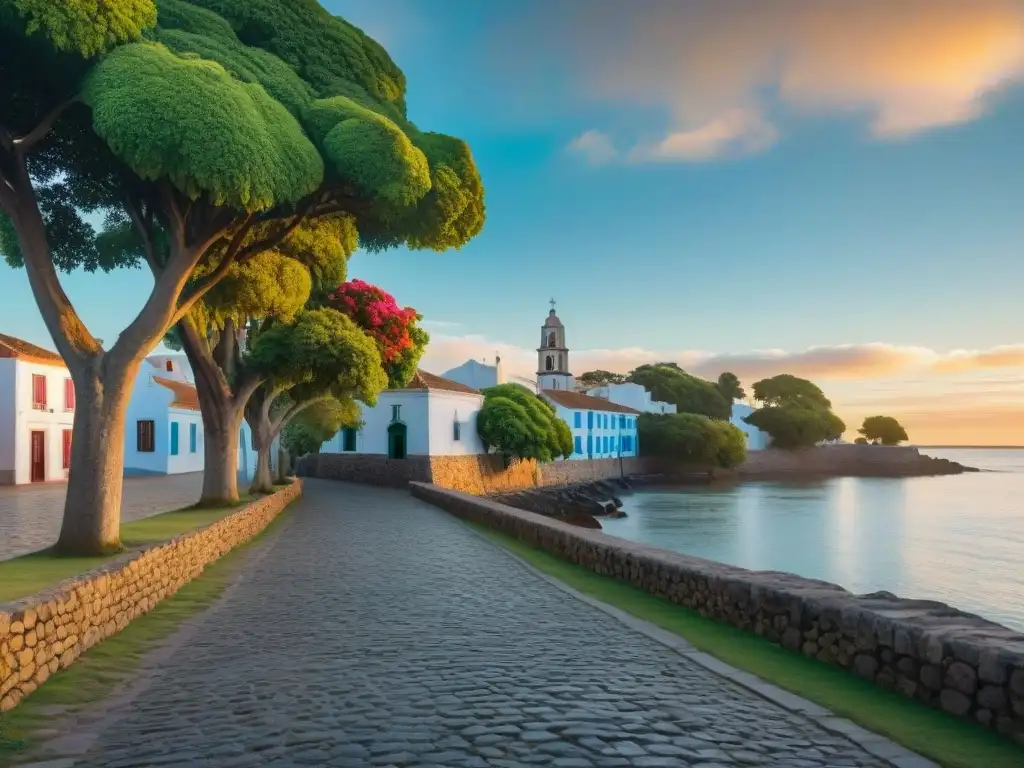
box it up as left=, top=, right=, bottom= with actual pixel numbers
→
left=471, top=524, right=1024, bottom=768
left=0, top=498, right=296, bottom=760
left=0, top=497, right=255, bottom=604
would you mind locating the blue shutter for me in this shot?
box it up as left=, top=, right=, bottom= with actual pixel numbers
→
left=574, top=436, right=582, bottom=455
left=574, top=411, right=581, bottom=428
left=587, top=411, right=593, bottom=429
left=586, top=435, right=592, bottom=456
left=189, top=423, right=197, bottom=453
left=170, top=422, right=179, bottom=456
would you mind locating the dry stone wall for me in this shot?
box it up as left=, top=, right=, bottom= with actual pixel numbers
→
left=410, top=482, right=1024, bottom=746
left=0, top=481, right=302, bottom=713
left=296, top=454, right=431, bottom=488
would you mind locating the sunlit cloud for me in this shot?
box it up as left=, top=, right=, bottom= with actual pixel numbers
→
left=567, top=130, right=617, bottom=165
left=547, top=0, right=1024, bottom=163
left=931, top=344, right=1024, bottom=373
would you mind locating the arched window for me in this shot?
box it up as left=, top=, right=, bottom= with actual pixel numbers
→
left=545, top=355, right=553, bottom=371
left=547, top=332, right=556, bottom=348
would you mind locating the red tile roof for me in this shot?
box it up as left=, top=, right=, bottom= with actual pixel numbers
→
left=541, top=389, right=642, bottom=415
left=152, top=376, right=201, bottom=411
left=0, top=333, right=66, bottom=367
left=402, top=369, right=480, bottom=395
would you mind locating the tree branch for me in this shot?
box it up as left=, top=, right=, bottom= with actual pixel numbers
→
left=271, top=395, right=326, bottom=435
left=235, top=198, right=314, bottom=263
left=13, top=98, right=79, bottom=153
left=125, top=195, right=161, bottom=274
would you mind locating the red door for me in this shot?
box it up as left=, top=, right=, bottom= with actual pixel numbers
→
left=30, top=431, right=45, bottom=483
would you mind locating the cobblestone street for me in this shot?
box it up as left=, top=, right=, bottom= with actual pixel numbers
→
left=0, top=473, right=206, bottom=561
left=47, top=481, right=923, bottom=767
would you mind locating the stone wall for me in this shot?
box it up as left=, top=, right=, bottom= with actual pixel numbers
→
left=410, top=482, right=1024, bottom=745
left=0, top=481, right=302, bottom=713
left=297, top=453, right=431, bottom=488
left=732, top=445, right=959, bottom=477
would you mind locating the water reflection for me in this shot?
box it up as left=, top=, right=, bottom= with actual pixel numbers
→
left=601, top=449, right=1024, bottom=631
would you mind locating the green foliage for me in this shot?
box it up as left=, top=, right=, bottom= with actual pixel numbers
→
left=245, top=307, right=387, bottom=406
left=638, top=413, right=747, bottom=469
left=855, top=437, right=869, bottom=445
left=577, top=370, right=625, bottom=389
left=384, top=322, right=429, bottom=389
left=627, top=364, right=730, bottom=419
left=744, top=374, right=845, bottom=450
left=282, top=396, right=360, bottom=456
left=477, top=384, right=572, bottom=464
left=752, top=374, right=831, bottom=409
left=83, top=41, right=323, bottom=211
left=859, top=415, right=909, bottom=446
left=10, top=0, right=156, bottom=56
left=715, top=372, right=745, bottom=403
left=744, top=403, right=846, bottom=450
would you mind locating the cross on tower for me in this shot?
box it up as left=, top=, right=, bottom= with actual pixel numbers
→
left=549, top=297, right=557, bottom=311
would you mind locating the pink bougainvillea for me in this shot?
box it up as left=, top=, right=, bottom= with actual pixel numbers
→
left=326, top=279, right=419, bottom=363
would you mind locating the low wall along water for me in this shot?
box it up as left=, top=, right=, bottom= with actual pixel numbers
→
left=410, top=482, right=1024, bottom=746
left=0, top=482, right=302, bottom=713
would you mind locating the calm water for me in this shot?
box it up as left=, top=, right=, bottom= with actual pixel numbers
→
left=602, top=449, right=1024, bottom=632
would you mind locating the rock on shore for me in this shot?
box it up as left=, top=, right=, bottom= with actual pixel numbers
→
left=488, top=479, right=632, bottom=529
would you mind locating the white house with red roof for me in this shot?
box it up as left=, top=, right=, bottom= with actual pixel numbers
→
left=0, top=333, right=77, bottom=485
left=323, top=369, right=486, bottom=458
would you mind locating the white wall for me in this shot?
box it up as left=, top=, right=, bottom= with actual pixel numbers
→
left=0, top=359, right=16, bottom=477
left=427, top=390, right=485, bottom=455
left=585, top=382, right=677, bottom=415
left=441, top=360, right=499, bottom=391
left=124, top=372, right=174, bottom=475
left=731, top=402, right=769, bottom=451
left=165, top=410, right=205, bottom=475
left=13, top=360, right=76, bottom=484
left=325, top=390, right=430, bottom=456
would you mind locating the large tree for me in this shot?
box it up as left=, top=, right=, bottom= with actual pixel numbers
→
left=744, top=374, right=846, bottom=449
left=281, top=397, right=359, bottom=464
left=715, top=372, right=745, bottom=405
left=577, top=370, right=625, bottom=389
left=0, top=0, right=484, bottom=552
left=244, top=307, right=386, bottom=492
left=859, top=415, right=909, bottom=446
left=477, top=384, right=573, bottom=465
left=627, top=364, right=730, bottom=419
left=638, top=413, right=747, bottom=469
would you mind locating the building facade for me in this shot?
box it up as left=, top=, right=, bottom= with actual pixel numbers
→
left=323, top=370, right=486, bottom=458
left=730, top=402, right=770, bottom=451
left=536, top=303, right=575, bottom=391
left=0, top=334, right=77, bottom=485
left=583, top=382, right=677, bottom=415
left=541, top=389, right=641, bottom=461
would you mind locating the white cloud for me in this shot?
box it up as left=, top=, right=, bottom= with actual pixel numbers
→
left=628, top=109, right=779, bottom=162
left=567, top=130, right=618, bottom=164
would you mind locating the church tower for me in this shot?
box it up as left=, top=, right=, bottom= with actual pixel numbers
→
left=537, top=299, right=575, bottom=391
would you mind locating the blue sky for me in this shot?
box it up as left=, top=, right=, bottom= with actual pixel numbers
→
left=3, top=0, right=1024, bottom=443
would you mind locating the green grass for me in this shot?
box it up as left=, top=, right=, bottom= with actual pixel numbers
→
left=0, top=497, right=255, bottom=604
left=471, top=524, right=1024, bottom=768
left=0, top=498, right=296, bottom=761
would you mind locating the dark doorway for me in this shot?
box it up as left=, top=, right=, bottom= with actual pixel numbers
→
left=388, top=422, right=407, bottom=459
left=30, top=431, right=45, bottom=482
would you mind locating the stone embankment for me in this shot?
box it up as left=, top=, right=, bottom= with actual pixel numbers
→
left=489, top=478, right=632, bottom=529
left=0, top=481, right=302, bottom=713
left=728, top=445, right=978, bottom=480
left=411, top=482, right=1024, bottom=746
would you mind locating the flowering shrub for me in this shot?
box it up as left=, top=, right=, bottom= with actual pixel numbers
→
left=326, top=279, right=419, bottom=363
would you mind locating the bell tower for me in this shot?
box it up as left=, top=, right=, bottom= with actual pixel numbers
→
left=537, top=299, right=574, bottom=391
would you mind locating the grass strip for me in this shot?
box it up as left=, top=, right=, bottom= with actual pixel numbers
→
left=0, top=497, right=296, bottom=760
left=471, top=523, right=1024, bottom=768
left=0, top=496, right=258, bottom=604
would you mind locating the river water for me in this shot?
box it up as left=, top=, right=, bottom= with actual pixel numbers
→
left=602, top=449, right=1024, bottom=632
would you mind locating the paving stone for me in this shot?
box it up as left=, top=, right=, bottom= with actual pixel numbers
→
left=60, top=482, right=906, bottom=768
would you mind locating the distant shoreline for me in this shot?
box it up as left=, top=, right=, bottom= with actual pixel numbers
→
left=917, top=445, right=1024, bottom=450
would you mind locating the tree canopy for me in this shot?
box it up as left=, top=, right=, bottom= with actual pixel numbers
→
left=282, top=397, right=360, bottom=458
left=627, top=364, right=730, bottom=419
left=715, top=372, right=745, bottom=404
left=476, top=384, right=573, bottom=464
left=638, top=413, right=747, bottom=469
left=577, top=370, right=625, bottom=389
left=859, top=415, right=909, bottom=446
left=744, top=374, right=845, bottom=449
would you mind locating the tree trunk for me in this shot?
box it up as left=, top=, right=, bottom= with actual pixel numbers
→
left=249, top=422, right=275, bottom=494
left=276, top=446, right=291, bottom=482
left=55, top=359, right=136, bottom=555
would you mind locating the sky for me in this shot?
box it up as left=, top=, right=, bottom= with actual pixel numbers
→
left=2, top=0, right=1024, bottom=445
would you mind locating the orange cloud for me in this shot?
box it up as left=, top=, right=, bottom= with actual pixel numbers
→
left=559, top=0, right=1024, bottom=162
left=930, top=345, right=1024, bottom=373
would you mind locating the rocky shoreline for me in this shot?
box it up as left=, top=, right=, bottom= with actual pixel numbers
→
left=488, top=479, right=632, bottom=529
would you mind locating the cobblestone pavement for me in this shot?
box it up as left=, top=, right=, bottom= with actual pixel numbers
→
left=0, top=473, right=207, bottom=561
left=62, top=481, right=902, bottom=767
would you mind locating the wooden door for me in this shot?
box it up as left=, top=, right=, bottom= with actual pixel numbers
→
left=30, top=431, right=45, bottom=482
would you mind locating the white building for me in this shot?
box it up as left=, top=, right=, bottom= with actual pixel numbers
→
left=323, top=369, right=486, bottom=458
left=0, top=333, right=77, bottom=485
left=441, top=358, right=538, bottom=393
left=730, top=402, right=769, bottom=451
left=541, top=389, right=641, bottom=461
left=123, top=357, right=205, bottom=476
left=584, top=382, right=677, bottom=415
